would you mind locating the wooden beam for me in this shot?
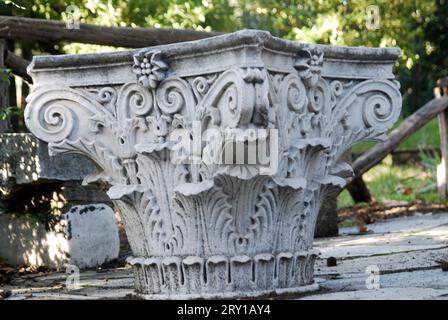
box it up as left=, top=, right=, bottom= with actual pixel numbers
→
left=0, top=39, right=9, bottom=132
left=0, top=16, right=220, bottom=48
left=351, top=96, right=448, bottom=180
left=4, top=50, right=32, bottom=83
left=346, top=176, right=372, bottom=203
left=435, top=77, right=448, bottom=200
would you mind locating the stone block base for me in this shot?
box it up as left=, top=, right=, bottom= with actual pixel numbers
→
left=0, top=204, right=119, bottom=269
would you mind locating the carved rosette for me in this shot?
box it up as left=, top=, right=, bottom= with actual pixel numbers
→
left=25, top=45, right=401, bottom=298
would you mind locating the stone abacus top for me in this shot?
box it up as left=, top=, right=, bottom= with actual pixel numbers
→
left=28, top=30, right=400, bottom=87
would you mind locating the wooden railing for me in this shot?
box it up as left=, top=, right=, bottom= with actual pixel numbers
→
left=0, top=15, right=219, bottom=48
left=0, top=15, right=218, bottom=132
left=348, top=83, right=448, bottom=201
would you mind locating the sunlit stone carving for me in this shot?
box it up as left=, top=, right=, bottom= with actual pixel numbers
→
left=25, top=30, right=401, bottom=299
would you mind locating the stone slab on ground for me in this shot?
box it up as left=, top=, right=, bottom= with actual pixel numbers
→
left=309, top=212, right=448, bottom=299
left=1, top=212, right=448, bottom=300
left=0, top=133, right=96, bottom=186
left=65, top=204, right=120, bottom=268
left=0, top=204, right=119, bottom=269
left=302, top=287, right=448, bottom=300
left=315, top=247, right=446, bottom=276
left=315, top=212, right=448, bottom=258
left=315, top=268, right=448, bottom=293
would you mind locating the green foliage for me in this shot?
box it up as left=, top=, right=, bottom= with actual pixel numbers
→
left=399, top=118, right=441, bottom=151
left=124, top=0, right=237, bottom=31
left=0, top=106, right=23, bottom=120
left=0, top=68, right=12, bottom=85
left=25, top=209, right=55, bottom=227
left=342, top=118, right=442, bottom=208
left=338, top=154, right=443, bottom=208
left=353, top=117, right=442, bottom=154
left=418, top=145, right=440, bottom=181
left=1, top=0, right=445, bottom=117
left=0, top=66, right=22, bottom=120
left=1, top=0, right=446, bottom=210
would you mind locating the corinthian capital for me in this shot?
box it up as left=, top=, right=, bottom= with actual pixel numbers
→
left=25, top=30, right=401, bottom=299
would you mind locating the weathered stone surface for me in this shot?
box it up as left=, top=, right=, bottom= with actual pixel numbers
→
left=307, top=212, right=448, bottom=299
left=65, top=204, right=120, bottom=268
left=0, top=204, right=119, bottom=269
left=315, top=213, right=448, bottom=258
left=0, top=133, right=116, bottom=268
left=0, top=213, right=67, bottom=268
left=302, top=287, right=448, bottom=300
left=24, top=30, right=402, bottom=298
left=1, top=180, right=112, bottom=215
left=0, top=133, right=96, bottom=187
left=315, top=247, right=447, bottom=277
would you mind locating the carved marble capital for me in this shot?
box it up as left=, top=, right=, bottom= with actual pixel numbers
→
left=25, top=30, right=402, bottom=298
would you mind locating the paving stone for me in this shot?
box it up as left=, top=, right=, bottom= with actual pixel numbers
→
left=315, top=247, right=447, bottom=276
left=315, top=213, right=448, bottom=258
left=3, top=213, right=448, bottom=299
left=0, top=204, right=120, bottom=269
left=301, top=287, right=448, bottom=300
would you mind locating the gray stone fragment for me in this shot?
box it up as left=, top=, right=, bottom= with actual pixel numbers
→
left=0, top=133, right=96, bottom=187
left=0, top=204, right=119, bottom=269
